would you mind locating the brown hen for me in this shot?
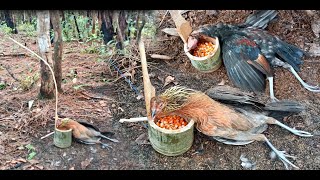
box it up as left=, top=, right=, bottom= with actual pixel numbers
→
left=150, top=86, right=312, bottom=169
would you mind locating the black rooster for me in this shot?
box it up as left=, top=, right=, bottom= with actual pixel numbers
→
left=187, top=10, right=320, bottom=102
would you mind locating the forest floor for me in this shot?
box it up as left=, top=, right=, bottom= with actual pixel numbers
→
left=0, top=10, right=320, bottom=170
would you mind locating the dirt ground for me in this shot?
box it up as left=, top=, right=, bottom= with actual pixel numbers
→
left=0, top=10, right=320, bottom=170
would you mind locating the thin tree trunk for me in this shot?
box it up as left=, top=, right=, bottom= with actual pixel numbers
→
left=61, top=11, right=68, bottom=39
left=37, top=11, right=54, bottom=99
left=91, top=11, right=97, bottom=35
left=134, top=12, right=140, bottom=38
left=114, top=10, right=128, bottom=49
left=50, top=11, right=63, bottom=93
left=96, top=11, right=102, bottom=36
left=72, top=12, right=81, bottom=41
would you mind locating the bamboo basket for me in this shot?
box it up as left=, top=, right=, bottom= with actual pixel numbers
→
left=148, top=116, right=195, bottom=156
left=184, top=36, right=222, bottom=73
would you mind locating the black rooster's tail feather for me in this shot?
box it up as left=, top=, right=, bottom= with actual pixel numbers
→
left=264, top=100, right=305, bottom=120
left=206, top=85, right=305, bottom=120
left=243, top=10, right=278, bottom=29
left=78, top=121, right=115, bottom=136
left=205, top=85, right=265, bottom=108
left=275, top=40, right=305, bottom=72
left=264, top=100, right=305, bottom=113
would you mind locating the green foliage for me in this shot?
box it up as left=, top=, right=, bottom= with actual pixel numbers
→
left=25, top=144, right=37, bottom=160
left=0, top=82, right=6, bottom=90
left=62, top=12, right=103, bottom=43
left=142, top=21, right=157, bottom=39
left=20, top=72, right=40, bottom=91
left=17, top=21, right=36, bottom=37
left=0, top=22, right=13, bottom=35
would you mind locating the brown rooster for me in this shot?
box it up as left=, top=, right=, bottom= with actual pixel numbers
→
left=150, top=86, right=313, bottom=169
left=57, top=118, right=119, bottom=149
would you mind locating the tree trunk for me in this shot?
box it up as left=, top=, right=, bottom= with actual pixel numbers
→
left=37, top=11, right=54, bottom=99
left=50, top=11, right=63, bottom=93
left=100, top=11, right=114, bottom=45
left=72, top=12, right=81, bottom=41
left=4, top=10, right=18, bottom=34
left=91, top=11, right=97, bottom=35
left=114, top=11, right=128, bottom=49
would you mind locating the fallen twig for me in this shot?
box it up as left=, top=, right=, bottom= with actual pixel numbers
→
left=0, top=53, right=27, bottom=57
left=158, top=10, right=169, bottom=28
left=3, top=65, right=19, bottom=82
left=150, top=54, right=173, bottom=60
left=79, top=91, right=115, bottom=101
left=119, top=117, right=148, bottom=123
left=40, top=132, right=54, bottom=139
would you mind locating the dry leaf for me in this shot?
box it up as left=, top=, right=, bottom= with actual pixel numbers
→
left=135, top=133, right=150, bottom=145
left=0, top=145, right=4, bottom=154
left=81, top=158, right=93, bottom=169
left=240, top=154, right=256, bottom=170
left=136, top=94, right=144, bottom=100
left=99, top=101, right=107, bottom=107
left=28, top=159, right=39, bottom=164
left=311, top=20, right=320, bottom=38
left=161, top=28, right=179, bottom=36
left=163, top=76, right=175, bottom=87
left=217, top=79, right=226, bottom=86
left=22, top=164, right=32, bottom=170
left=179, top=10, right=190, bottom=14
left=69, top=167, right=75, bottom=170
left=307, top=43, right=320, bottom=56
left=11, top=160, right=18, bottom=164
left=34, top=165, right=44, bottom=170
left=28, top=100, right=34, bottom=110
left=118, top=107, right=124, bottom=112
left=17, top=158, right=27, bottom=163
left=206, top=10, right=218, bottom=16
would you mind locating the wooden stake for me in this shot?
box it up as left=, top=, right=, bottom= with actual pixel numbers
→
left=138, top=38, right=155, bottom=120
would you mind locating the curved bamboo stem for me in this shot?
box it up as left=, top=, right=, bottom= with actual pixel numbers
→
left=7, top=37, right=59, bottom=128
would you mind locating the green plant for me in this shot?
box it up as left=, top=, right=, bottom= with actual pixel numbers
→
left=20, top=72, right=40, bottom=91
left=142, top=20, right=156, bottom=39
left=17, top=22, right=36, bottom=37
left=0, top=82, right=6, bottom=90
left=25, top=144, right=37, bottom=160
left=0, top=23, right=13, bottom=35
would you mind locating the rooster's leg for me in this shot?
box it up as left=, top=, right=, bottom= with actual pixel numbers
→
left=99, top=134, right=119, bottom=143
left=267, top=76, right=279, bottom=102
left=241, top=134, right=299, bottom=170
left=266, top=118, right=313, bottom=137
left=99, top=141, right=112, bottom=149
left=262, top=136, right=299, bottom=170
left=283, top=63, right=320, bottom=92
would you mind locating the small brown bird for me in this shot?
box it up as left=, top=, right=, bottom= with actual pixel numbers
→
left=57, top=118, right=119, bottom=149
left=150, top=86, right=312, bottom=169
